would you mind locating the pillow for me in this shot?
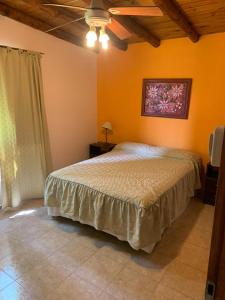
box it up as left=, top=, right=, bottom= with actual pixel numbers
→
left=114, top=142, right=200, bottom=162
left=159, top=148, right=201, bottom=162
left=114, top=142, right=153, bottom=155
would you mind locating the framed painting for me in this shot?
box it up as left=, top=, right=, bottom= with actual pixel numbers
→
left=141, top=78, right=192, bottom=119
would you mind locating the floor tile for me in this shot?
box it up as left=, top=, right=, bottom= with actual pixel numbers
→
left=160, top=260, right=206, bottom=300
left=26, top=229, right=71, bottom=257
left=47, top=273, right=101, bottom=300
left=176, top=242, right=210, bottom=273
left=0, top=251, right=39, bottom=280
left=152, top=283, right=193, bottom=300
left=171, top=200, right=214, bottom=234
left=95, top=244, right=131, bottom=264
left=106, top=266, right=158, bottom=300
left=0, top=198, right=214, bottom=300
left=76, top=252, right=125, bottom=289
left=0, top=281, right=34, bottom=300
left=16, top=263, right=71, bottom=299
left=154, top=232, right=185, bottom=259
left=98, top=291, right=117, bottom=300
left=70, top=233, right=102, bottom=251
left=126, top=251, right=171, bottom=282
left=192, top=210, right=214, bottom=233
left=45, top=241, right=97, bottom=272
left=0, top=236, right=28, bottom=261
left=186, top=227, right=212, bottom=249
left=0, top=270, right=14, bottom=291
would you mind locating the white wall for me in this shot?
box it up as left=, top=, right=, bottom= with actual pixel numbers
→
left=0, top=16, right=97, bottom=170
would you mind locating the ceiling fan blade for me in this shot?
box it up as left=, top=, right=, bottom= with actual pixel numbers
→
left=108, top=6, right=163, bottom=16
left=45, top=17, right=85, bottom=33
left=43, top=3, right=87, bottom=11
left=107, top=18, right=132, bottom=40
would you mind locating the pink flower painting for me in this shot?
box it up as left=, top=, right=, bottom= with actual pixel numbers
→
left=142, top=79, right=192, bottom=119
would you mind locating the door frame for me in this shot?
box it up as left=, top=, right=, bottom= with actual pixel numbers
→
left=206, top=136, right=225, bottom=299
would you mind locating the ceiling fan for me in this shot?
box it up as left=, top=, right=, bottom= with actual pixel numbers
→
left=44, top=0, right=163, bottom=49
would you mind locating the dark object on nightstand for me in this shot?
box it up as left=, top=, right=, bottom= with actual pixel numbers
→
left=203, top=163, right=219, bottom=205
left=89, top=142, right=116, bottom=158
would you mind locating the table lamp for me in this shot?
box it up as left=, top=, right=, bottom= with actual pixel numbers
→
left=102, top=121, right=112, bottom=144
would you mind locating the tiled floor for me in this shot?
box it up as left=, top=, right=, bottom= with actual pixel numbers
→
left=0, top=198, right=214, bottom=300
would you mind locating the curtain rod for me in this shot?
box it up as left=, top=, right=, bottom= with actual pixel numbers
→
left=0, top=45, right=44, bottom=55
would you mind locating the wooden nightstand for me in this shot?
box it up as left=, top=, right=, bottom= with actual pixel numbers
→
left=89, top=142, right=116, bottom=158
left=203, top=163, right=219, bottom=205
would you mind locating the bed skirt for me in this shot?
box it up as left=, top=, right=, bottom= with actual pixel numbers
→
left=46, top=169, right=197, bottom=253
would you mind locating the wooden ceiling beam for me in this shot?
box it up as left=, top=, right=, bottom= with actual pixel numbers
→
left=37, top=0, right=128, bottom=51
left=153, top=0, right=200, bottom=42
left=111, top=14, right=160, bottom=47
left=1, top=0, right=85, bottom=32
left=0, top=2, right=87, bottom=48
left=0, top=1, right=127, bottom=51
left=82, top=0, right=160, bottom=47
left=105, top=28, right=128, bottom=51
left=34, top=0, right=127, bottom=50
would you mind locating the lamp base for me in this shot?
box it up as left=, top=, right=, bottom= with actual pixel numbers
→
left=105, top=128, right=108, bottom=144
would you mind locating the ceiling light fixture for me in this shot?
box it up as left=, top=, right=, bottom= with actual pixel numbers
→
left=44, top=0, right=163, bottom=51
left=86, top=26, right=97, bottom=47
left=86, top=25, right=110, bottom=49
left=99, top=27, right=110, bottom=49
left=84, top=1, right=111, bottom=49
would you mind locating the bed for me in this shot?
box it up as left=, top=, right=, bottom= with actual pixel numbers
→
left=44, top=142, right=201, bottom=253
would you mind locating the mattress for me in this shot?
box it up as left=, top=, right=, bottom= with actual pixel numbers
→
left=44, top=142, right=201, bottom=252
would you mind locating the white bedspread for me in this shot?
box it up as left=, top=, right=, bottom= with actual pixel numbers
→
left=45, top=143, right=201, bottom=252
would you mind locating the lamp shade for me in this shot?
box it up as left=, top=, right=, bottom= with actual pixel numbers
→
left=102, top=121, right=112, bottom=131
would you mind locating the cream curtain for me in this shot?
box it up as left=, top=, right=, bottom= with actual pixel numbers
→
left=0, top=47, right=51, bottom=209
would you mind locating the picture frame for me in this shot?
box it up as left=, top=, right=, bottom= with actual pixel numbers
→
left=141, top=78, right=192, bottom=119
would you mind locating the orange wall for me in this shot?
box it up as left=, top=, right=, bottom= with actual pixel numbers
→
left=97, top=33, right=225, bottom=164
